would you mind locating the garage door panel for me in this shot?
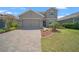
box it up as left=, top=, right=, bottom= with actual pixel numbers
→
left=22, top=19, right=42, bottom=29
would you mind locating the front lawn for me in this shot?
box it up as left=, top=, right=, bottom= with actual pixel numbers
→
left=42, top=29, right=79, bottom=52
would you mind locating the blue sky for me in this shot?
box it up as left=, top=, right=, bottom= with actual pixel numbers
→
left=58, top=7, right=79, bottom=18
left=0, top=7, right=79, bottom=18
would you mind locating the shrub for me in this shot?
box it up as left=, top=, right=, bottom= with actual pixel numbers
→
left=62, top=22, right=79, bottom=29
left=9, top=27, right=16, bottom=30
left=0, top=21, right=18, bottom=33
left=8, top=21, right=18, bottom=28
left=49, top=21, right=62, bottom=32
left=0, top=29, right=6, bottom=33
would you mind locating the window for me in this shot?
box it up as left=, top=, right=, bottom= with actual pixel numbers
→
left=0, top=19, right=5, bottom=28
left=50, top=13, right=54, bottom=15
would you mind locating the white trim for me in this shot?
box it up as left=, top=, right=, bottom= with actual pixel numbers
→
left=22, top=18, right=42, bottom=19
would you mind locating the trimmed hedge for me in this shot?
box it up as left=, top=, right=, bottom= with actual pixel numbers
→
left=62, top=22, right=79, bottom=29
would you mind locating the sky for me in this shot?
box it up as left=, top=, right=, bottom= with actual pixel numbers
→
left=0, top=7, right=79, bottom=18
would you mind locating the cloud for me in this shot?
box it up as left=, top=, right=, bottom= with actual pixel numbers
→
left=58, top=14, right=70, bottom=18
left=0, top=10, right=14, bottom=14
left=0, top=10, right=7, bottom=13
left=58, top=16, right=64, bottom=18
left=5, top=12, right=13, bottom=14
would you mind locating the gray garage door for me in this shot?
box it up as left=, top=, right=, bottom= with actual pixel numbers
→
left=22, top=19, right=42, bottom=29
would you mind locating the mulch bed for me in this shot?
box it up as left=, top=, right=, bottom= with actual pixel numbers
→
left=41, top=28, right=53, bottom=37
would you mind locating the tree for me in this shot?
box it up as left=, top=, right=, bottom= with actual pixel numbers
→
left=49, top=21, right=60, bottom=32
left=3, top=14, right=17, bottom=28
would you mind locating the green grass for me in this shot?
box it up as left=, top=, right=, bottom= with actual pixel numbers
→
left=42, top=29, right=79, bottom=52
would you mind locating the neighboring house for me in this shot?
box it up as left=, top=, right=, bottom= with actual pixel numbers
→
left=19, top=8, right=57, bottom=29
left=0, top=14, right=17, bottom=28
left=58, top=12, right=79, bottom=23
left=0, top=14, right=5, bottom=28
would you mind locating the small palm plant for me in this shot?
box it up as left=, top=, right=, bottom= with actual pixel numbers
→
left=49, top=21, right=60, bottom=32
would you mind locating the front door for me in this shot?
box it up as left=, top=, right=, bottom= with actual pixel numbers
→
left=43, top=20, right=46, bottom=27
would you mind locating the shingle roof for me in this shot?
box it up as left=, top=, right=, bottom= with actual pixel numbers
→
left=34, top=11, right=45, bottom=17
left=58, top=12, right=79, bottom=21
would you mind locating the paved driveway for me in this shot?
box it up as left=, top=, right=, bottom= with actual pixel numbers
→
left=0, top=30, right=41, bottom=52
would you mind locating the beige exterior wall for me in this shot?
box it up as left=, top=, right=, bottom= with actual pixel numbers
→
left=19, top=10, right=44, bottom=29
left=19, top=10, right=44, bottom=19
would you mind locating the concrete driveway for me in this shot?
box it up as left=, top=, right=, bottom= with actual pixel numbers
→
left=0, top=30, right=41, bottom=52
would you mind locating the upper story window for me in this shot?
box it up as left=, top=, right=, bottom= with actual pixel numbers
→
left=50, top=13, right=54, bottom=15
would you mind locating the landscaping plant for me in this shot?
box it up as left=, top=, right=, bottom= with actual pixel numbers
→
left=49, top=21, right=62, bottom=32
left=63, top=22, right=79, bottom=29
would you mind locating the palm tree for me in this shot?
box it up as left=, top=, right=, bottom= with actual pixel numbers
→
left=49, top=21, right=59, bottom=32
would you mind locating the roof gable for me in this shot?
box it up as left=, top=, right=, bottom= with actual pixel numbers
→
left=19, top=10, right=44, bottom=17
